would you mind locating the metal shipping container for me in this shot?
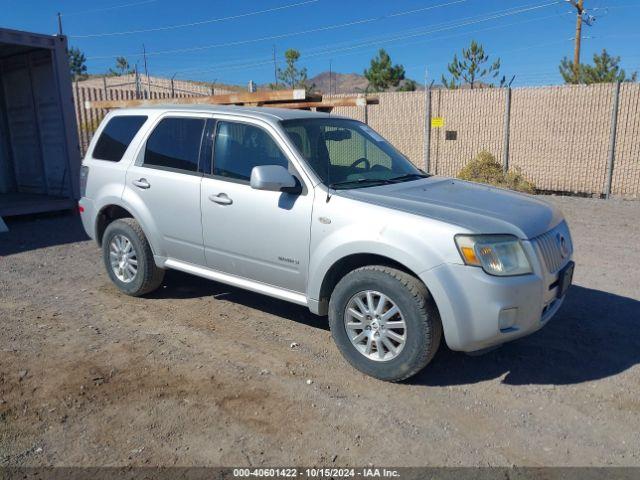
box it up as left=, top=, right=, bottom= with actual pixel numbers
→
left=0, top=27, right=80, bottom=216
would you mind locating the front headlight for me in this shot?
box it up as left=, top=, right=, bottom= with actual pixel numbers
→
left=454, top=234, right=532, bottom=276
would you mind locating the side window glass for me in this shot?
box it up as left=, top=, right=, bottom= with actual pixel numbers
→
left=92, top=115, right=147, bottom=161
left=144, top=117, right=205, bottom=173
left=213, top=121, right=289, bottom=181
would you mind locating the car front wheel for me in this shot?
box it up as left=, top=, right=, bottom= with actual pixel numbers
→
left=328, top=265, right=442, bottom=382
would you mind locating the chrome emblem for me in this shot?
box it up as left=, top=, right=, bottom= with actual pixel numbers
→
left=557, top=233, right=569, bottom=259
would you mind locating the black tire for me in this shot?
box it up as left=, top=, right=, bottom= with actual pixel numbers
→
left=328, top=266, right=442, bottom=382
left=102, top=218, right=164, bottom=296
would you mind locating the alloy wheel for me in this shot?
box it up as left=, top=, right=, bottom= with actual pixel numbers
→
left=109, top=234, right=138, bottom=283
left=344, top=290, right=407, bottom=362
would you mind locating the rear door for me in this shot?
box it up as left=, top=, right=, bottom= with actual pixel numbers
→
left=124, top=113, right=210, bottom=265
left=200, top=118, right=313, bottom=294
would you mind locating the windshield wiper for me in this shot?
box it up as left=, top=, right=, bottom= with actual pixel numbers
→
left=329, top=178, right=394, bottom=189
left=387, top=173, right=429, bottom=183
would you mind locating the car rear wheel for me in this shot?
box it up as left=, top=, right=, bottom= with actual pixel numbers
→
left=328, top=265, right=442, bottom=382
left=102, top=218, right=164, bottom=296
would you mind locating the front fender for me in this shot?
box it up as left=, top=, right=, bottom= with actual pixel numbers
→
left=307, top=191, right=467, bottom=315
left=307, top=220, right=455, bottom=305
left=308, top=244, right=433, bottom=306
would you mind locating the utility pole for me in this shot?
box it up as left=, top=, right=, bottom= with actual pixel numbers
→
left=134, top=63, right=141, bottom=99
left=273, top=45, right=278, bottom=87
left=142, top=44, right=151, bottom=98
left=568, top=0, right=585, bottom=81
left=329, top=60, right=332, bottom=96
left=573, top=0, right=584, bottom=80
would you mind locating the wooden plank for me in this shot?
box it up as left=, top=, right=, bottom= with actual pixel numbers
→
left=262, top=97, right=379, bottom=109
left=87, top=89, right=319, bottom=110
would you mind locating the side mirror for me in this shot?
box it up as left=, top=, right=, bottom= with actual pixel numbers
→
left=250, top=165, right=299, bottom=193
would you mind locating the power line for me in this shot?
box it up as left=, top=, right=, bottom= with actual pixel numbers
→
left=61, top=0, right=157, bottom=17
left=158, top=9, right=568, bottom=79
left=151, top=1, right=565, bottom=78
left=86, top=0, right=473, bottom=59
left=386, top=0, right=468, bottom=18
left=71, top=0, right=320, bottom=38
left=160, top=9, right=572, bottom=83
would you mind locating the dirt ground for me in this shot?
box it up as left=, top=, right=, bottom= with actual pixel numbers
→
left=1, top=195, right=639, bottom=467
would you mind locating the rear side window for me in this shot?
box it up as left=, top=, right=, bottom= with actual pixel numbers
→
left=144, top=117, right=206, bottom=173
left=92, top=115, right=147, bottom=161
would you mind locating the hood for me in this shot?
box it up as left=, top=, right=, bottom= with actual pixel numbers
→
left=335, top=177, right=562, bottom=239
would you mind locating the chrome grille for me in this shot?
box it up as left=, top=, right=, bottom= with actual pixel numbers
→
left=533, top=223, right=572, bottom=273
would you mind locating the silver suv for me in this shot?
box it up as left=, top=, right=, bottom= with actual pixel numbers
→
left=79, top=106, right=574, bottom=382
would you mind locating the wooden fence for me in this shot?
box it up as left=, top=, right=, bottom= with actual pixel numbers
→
left=73, top=85, right=201, bottom=154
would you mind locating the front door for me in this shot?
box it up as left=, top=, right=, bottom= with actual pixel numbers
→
left=201, top=119, right=313, bottom=294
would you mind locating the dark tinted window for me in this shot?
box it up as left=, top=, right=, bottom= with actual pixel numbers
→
left=144, top=117, right=206, bottom=172
left=213, top=121, right=288, bottom=181
left=93, top=115, right=147, bottom=161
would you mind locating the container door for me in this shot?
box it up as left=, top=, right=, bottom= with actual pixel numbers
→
left=0, top=53, right=46, bottom=194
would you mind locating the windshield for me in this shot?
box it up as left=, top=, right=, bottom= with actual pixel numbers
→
left=281, top=118, right=425, bottom=189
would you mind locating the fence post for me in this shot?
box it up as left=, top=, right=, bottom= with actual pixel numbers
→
left=424, top=85, right=432, bottom=173
left=74, top=81, right=82, bottom=155
left=503, top=86, right=512, bottom=173
left=102, top=76, right=108, bottom=98
left=605, top=81, right=621, bottom=199
left=135, top=67, right=141, bottom=99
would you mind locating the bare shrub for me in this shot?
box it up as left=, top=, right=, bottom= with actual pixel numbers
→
left=457, top=151, right=536, bottom=194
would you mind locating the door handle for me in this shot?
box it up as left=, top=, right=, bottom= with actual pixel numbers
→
left=209, top=193, right=233, bottom=205
left=133, top=178, right=150, bottom=189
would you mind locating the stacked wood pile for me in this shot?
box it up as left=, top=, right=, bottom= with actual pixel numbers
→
left=85, top=89, right=378, bottom=113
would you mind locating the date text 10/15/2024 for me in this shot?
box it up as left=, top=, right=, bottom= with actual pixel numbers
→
left=232, top=468, right=401, bottom=478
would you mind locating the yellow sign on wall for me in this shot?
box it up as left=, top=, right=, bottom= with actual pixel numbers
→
left=431, top=117, right=445, bottom=128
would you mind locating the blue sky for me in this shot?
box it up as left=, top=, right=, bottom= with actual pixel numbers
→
left=3, top=0, right=639, bottom=87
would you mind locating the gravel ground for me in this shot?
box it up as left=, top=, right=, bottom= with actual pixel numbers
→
left=0, top=195, right=639, bottom=467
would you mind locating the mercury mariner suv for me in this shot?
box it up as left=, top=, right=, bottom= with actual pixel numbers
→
left=79, top=105, right=574, bottom=382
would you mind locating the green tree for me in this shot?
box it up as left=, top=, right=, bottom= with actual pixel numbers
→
left=559, top=57, right=581, bottom=84
left=68, top=47, right=87, bottom=80
left=441, top=40, right=501, bottom=89
left=364, top=49, right=405, bottom=92
left=397, top=79, right=418, bottom=92
left=559, top=49, right=637, bottom=84
left=276, top=49, right=311, bottom=90
left=109, top=57, right=133, bottom=76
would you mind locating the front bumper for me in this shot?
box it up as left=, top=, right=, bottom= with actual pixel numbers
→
left=420, top=259, right=568, bottom=352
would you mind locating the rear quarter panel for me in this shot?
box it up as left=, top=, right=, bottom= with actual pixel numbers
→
left=82, top=111, right=157, bottom=243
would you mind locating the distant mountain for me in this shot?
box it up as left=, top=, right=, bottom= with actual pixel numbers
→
left=309, top=71, right=424, bottom=94
left=309, top=71, right=369, bottom=94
